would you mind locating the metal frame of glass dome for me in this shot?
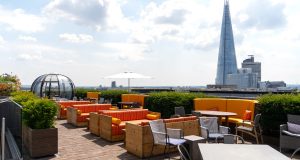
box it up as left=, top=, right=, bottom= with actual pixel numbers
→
left=31, top=74, right=75, bottom=100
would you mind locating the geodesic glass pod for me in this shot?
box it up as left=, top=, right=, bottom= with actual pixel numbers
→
left=31, top=74, right=75, bottom=100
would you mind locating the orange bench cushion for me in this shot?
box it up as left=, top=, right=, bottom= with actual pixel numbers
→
left=112, top=119, right=151, bottom=135
left=121, top=94, right=148, bottom=106
left=164, top=116, right=197, bottom=123
left=103, top=109, right=149, bottom=121
left=194, top=98, right=227, bottom=111
left=87, top=92, right=99, bottom=100
left=58, top=101, right=90, bottom=117
left=58, top=101, right=90, bottom=108
left=73, top=104, right=112, bottom=113
left=226, top=99, right=256, bottom=120
left=77, top=113, right=89, bottom=122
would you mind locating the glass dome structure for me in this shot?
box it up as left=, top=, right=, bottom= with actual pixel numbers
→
left=31, top=74, right=75, bottom=100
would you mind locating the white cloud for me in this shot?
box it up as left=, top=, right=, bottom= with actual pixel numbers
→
left=17, top=53, right=41, bottom=61
left=0, top=35, right=5, bottom=44
left=0, top=6, right=46, bottom=32
left=43, top=0, right=127, bottom=31
left=100, top=42, right=148, bottom=61
left=59, top=33, right=93, bottom=43
left=18, top=35, right=37, bottom=42
left=128, top=0, right=222, bottom=52
left=236, top=0, right=286, bottom=30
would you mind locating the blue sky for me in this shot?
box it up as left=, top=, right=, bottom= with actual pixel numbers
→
left=0, top=0, right=300, bottom=87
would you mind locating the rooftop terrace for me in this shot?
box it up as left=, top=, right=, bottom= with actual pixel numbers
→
left=23, top=120, right=299, bottom=160
left=24, top=120, right=179, bottom=160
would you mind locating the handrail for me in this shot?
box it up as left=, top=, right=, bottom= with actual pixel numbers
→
left=6, top=129, right=22, bottom=160
left=2, top=117, right=5, bottom=160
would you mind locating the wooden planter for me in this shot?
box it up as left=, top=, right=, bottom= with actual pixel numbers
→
left=23, top=125, right=58, bottom=158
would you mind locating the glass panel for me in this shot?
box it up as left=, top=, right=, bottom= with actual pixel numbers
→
left=42, top=82, right=50, bottom=98
left=50, top=82, right=59, bottom=98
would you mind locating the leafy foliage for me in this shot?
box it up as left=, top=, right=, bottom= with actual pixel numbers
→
left=145, top=92, right=214, bottom=118
left=257, top=94, right=300, bottom=135
left=0, top=73, right=21, bottom=96
left=11, top=91, right=38, bottom=105
left=11, top=91, right=57, bottom=129
left=100, top=90, right=129, bottom=104
left=22, top=99, right=57, bottom=129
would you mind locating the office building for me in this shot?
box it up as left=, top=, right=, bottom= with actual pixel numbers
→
left=215, top=1, right=260, bottom=89
left=242, top=55, right=261, bottom=82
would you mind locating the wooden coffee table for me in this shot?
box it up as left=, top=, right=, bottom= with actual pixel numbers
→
left=194, top=110, right=237, bottom=126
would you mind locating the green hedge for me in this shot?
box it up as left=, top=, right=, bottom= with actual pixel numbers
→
left=11, top=91, right=57, bottom=129
left=257, top=94, right=300, bottom=135
left=11, top=91, right=38, bottom=105
left=100, top=90, right=129, bottom=104
left=144, top=92, right=213, bottom=118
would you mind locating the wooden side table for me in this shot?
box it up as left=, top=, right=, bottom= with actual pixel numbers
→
left=184, top=135, right=205, bottom=160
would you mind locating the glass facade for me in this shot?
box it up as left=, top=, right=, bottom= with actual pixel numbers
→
left=216, top=0, right=238, bottom=85
left=31, top=74, right=75, bottom=100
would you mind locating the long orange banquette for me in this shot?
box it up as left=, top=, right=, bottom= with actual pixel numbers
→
left=194, top=98, right=257, bottom=123
left=99, top=109, right=160, bottom=142
left=56, top=101, right=91, bottom=119
left=67, top=104, right=112, bottom=127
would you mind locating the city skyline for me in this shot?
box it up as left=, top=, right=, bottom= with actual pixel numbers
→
left=0, top=0, right=300, bottom=86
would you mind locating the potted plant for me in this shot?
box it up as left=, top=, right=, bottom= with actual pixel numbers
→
left=22, top=98, right=58, bottom=157
left=12, top=91, right=58, bottom=158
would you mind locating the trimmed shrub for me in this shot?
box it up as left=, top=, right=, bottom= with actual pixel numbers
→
left=100, top=90, right=129, bottom=104
left=257, top=94, right=300, bottom=135
left=11, top=91, right=57, bottom=129
left=22, top=99, right=58, bottom=129
left=145, top=92, right=213, bottom=118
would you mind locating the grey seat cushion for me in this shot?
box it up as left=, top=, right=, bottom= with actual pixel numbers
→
left=237, top=126, right=253, bottom=132
left=288, top=122, right=300, bottom=134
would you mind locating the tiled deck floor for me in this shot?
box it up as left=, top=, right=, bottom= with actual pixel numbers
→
left=28, top=120, right=178, bottom=160
left=27, top=120, right=299, bottom=160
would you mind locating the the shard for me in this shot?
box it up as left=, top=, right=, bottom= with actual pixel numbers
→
left=215, top=0, right=238, bottom=85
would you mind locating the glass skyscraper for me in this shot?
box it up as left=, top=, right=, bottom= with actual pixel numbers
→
left=215, top=1, right=260, bottom=89
left=215, top=0, right=238, bottom=85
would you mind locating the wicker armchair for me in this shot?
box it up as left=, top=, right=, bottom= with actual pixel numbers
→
left=149, top=119, right=186, bottom=159
left=280, top=114, right=300, bottom=152
left=199, top=117, right=230, bottom=143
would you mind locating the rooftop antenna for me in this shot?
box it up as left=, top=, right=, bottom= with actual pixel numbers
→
left=225, top=0, right=229, bottom=5
left=248, top=55, right=254, bottom=61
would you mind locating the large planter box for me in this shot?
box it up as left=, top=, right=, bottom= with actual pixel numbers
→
left=23, top=125, right=58, bottom=158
